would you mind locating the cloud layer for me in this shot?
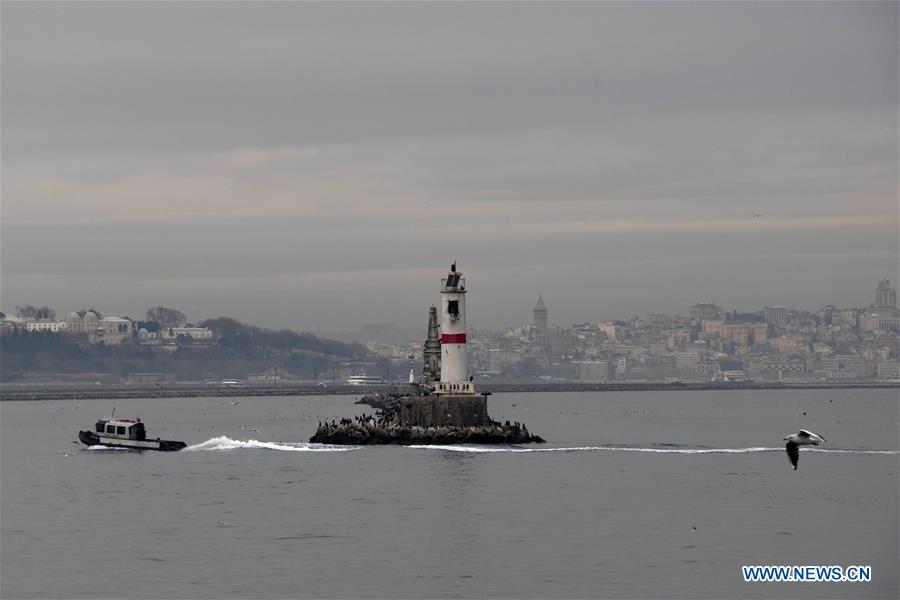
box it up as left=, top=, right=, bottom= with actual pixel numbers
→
left=2, top=2, right=897, bottom=330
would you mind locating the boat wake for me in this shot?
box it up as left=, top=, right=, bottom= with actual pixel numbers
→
left=184, top=436, right=357, bottom=453
left=179, top=437, right=899, bottom=456
left=83, top=445, right=134, bottom=451
left=407, top=444, right=900, bottom=455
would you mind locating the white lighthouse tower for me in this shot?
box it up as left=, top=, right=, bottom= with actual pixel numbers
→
left=435, top=262, right=475, bottom=395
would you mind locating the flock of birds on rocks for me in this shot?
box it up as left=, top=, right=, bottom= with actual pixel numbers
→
left=310, top=412, right=545, bottom=445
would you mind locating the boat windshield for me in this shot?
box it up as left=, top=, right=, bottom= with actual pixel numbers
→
left=130, top=423, right=146, bottom=440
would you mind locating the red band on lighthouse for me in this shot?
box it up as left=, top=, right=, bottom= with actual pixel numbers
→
left=441, top=333, right=467, bottom=344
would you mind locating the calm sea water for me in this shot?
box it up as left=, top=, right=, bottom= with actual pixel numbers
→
left=2, top=389, right=898, bottom=599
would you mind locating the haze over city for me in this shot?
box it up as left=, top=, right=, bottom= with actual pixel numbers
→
left=2, top=2, right=897, bottom=332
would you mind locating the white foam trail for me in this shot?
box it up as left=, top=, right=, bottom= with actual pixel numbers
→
left=408, top=445, right=900, bottom=455
left=406, top=445, right=780, bottom=454
left=184, top=436, right=356, bottom=453
left=84, top=445, right=131, bottom=451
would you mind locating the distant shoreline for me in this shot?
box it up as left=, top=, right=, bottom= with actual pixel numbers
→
left=1, top=381, right=897, bottom=401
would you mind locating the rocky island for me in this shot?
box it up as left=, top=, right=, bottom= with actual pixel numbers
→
left=310, top=263, right=544, bottom=446
left=310, top=413, right=544, bottom=445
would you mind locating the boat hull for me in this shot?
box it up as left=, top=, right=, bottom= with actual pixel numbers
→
left=78, top=430, right=187, bottom=452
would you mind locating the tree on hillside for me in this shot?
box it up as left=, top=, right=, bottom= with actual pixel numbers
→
left=146, top=306, right=187, bottom=327
left=201, top=316, right=365, bottom=358
left=16, top=305, right=56, bottom=319
left=201, top=317, right=246, bottom=338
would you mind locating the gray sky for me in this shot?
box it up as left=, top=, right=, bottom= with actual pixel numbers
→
left=2, top=1, right=897, bottom=332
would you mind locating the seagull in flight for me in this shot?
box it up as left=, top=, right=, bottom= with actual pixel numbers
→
left=783, top=429, right=826, bottom=470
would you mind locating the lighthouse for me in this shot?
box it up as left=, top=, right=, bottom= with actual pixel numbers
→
left=435, top=262, right=475, bottom=395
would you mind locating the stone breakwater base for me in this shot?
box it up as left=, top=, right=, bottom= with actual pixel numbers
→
left=399, top=395, right=489, bottom=428
left=309, top=395, right=545, bottom=445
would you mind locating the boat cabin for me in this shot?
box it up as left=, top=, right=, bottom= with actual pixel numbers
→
left=94, top=418, right=147, bottom=441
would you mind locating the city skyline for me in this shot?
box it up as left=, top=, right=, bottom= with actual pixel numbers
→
left=3, top=275, right=896, bottom=335
left=2, top=2, right=898, bottom=332
left=4, top=274, right=897, bottom=386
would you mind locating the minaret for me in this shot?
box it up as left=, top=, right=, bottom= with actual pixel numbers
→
left=436, top=263, right=474, bottom=395
left=422, top=306, right=441, bottom=384
left=876, top=279, right=897, bottom=308
left=533, top=294, right=548, bottom=333
left=408, top=354, right=416, bottom=384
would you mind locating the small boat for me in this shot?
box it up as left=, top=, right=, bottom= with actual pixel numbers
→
left=78, top=417, right=186, bottom=451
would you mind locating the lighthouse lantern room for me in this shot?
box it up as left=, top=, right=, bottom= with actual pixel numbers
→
left=435, top=263, right=475, bottom=395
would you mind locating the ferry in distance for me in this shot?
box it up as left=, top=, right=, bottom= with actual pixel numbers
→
left=346, top=374, right=386, bottom=386
left=711, top=370, right=753, bottom=383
